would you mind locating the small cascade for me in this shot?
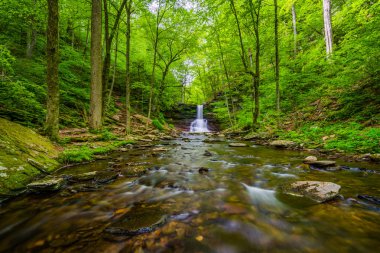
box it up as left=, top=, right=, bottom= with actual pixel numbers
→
left=190, top=105, right=210, bottom=132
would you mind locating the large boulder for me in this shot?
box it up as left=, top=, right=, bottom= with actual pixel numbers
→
left=0, top=118, right=59, bottom=198
left=285, top=181, right=341, bottom=203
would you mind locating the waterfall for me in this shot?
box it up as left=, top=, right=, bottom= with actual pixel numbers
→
left=190, top=105, right=210, bottom=132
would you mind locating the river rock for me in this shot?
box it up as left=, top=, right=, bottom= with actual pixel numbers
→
left=68, top=171, right=98, bottom=182
left=203, top=150, right=213, bottom=156
left=198, top=167, right=209, bottom=174
left=285, top=181, right=341, bottom=203
left=228, top=143, right=248, bottom=147
left=94, top=171, right=119, bottom=183
left=270, top=140, right=296, bottom=148
left=27, top=177, right=65, bottom=192
left=104, top=205, right=167, bottom=236
left=306, top=160, right=336, bottom=167
left=303, top=156, right=318, bottom=163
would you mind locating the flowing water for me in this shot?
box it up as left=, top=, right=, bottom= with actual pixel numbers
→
left=190, top=105, right=209, bottom=133
left=0, top=134, right=379, bottom=253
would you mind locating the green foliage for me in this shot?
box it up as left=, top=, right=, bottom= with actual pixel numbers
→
left=0, top=45, right=15, bottom=76
left=152, top=119, right=164, bottom=131
left=279, top=122, right=380, bottom=153
left=100, top=129, right=117, bottom=141
left=0, top=80, right=45, bottom=125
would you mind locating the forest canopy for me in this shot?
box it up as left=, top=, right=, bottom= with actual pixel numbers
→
left=0, top=0, right=379, bottom=152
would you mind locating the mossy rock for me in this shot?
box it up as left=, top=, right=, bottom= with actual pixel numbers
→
left=0, top=118, right=59, bottom=196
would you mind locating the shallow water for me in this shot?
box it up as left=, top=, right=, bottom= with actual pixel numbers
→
left=0, top=134, right=379, bottom=253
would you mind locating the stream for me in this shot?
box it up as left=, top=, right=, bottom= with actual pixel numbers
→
left=0, top=133, right=379, bottom=253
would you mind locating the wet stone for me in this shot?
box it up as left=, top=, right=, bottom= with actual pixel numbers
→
left=228, top=143, right=248, bottom=147
left=27, top=177, right=65, bottom=192
left=270, top=140, right=296, bottom=148
left=285, top=181, right=341, bottom=203
left=203, top=150, right=213, bottom=156
left=305, top=160, right=336, bottom=167
left=67, top=171, right=98, bottom=182
left=121, top=166, right=148, bottom=177
left=94, top=171, right=119, bottom=184
left=198, top=167, right=209, bottom=174
left=357, top=195, right=380, bottom=205
left=104, top=205, right=167, bottom=236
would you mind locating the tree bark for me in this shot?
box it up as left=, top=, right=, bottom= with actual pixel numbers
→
left=292, top=4, right=297, bottom=56
left=102, top=0, right=128, bottom=117
left=107, top=26, right=118, bottom=109
left=323, top=0, right=333, bottom=56
left=274, top=0, right=280, bottom=111
left=89, top=0, right=103, bottom=130
left=45, top=0, right=60, bottom=140
left=125, top=0, right=132, bottom=135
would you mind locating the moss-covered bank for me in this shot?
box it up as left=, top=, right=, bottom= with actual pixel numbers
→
left=0, top=118, right=59, bottom=198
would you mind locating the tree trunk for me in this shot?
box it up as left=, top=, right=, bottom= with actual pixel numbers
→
left=125, top=0, right=132, bottom=135
left=83, top=19, right=90, bottom=56
left=107, top=26, right=118, bottom=109
left=89, top=0, right=103, bottom=130
left=45, top=0, right=60, bottom=140
left=148, top=1, right=162, bottom=120
left=102, top=0, right=128, bottom=117
left=274, top=0, right=280, bottom=111
left=323, top=0, right=333, bottom=56
left=292, top=4, right=297, bottom=56
left=26, top=0, right=37, bottom=58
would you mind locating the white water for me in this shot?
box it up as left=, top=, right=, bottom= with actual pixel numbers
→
left=190, top=105, right=210, bottom=132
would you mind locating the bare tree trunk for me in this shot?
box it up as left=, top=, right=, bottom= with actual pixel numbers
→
left=125, top=0, right=132, bottom=135
left=107, top=26, right=118, bottom=109
left=148, top=0, right=162, bottom=120
left=89, top=0, right=103, bottom=130
left=26, top=0, right=37, bottom=58
left=83, top=19, right=90, bottom=56
left=102, top=0, right=128, bottom=118
left=292, top=4, right=297, bottom=56
left=45, top=0, right=59, bottom=140
left=274, top=0, right=280, bottom=111
left=323, top=0, right=333, bottom=56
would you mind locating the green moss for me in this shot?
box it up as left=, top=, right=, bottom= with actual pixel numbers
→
left=59, top=140, right=134, bottom=164
left=0, top=118, right=59, bottom=195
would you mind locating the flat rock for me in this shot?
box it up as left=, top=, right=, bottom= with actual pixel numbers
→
left=306, top=160, right=336, bottom=167
left=303, top=156, right=317, bottom=163
left=286, top=181, right=341, bottom=203
left=27, top=177, right=65, bottom=192
left=228, top=143, right=248, bottom=147
left=94, top=171, right=119, bottom=183
left=104, top=205, right=167, bottom=236
left=68, top=171, right=98, bottom=182
left=270, top=140, right=296, bottom=148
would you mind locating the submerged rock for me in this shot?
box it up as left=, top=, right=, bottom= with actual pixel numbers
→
left=198, top=167, right=209, bottom=174
left=306, top=160, right=336, bottom=167
left=228, top=143, right=248, bottom=147
left=285, top=181, right=341, bottom=203
left=27, top=177, right=65, bottom=192
left=203, top=150, right=213, bottom=156
left=357, top=195, right=380, bottom=205
left=270, top=140, right=296, bottom=148
left=104, top=205, right=167, bottom=236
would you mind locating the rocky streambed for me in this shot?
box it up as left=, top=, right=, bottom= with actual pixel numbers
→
left=0, top=133, right=379, bottom=252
